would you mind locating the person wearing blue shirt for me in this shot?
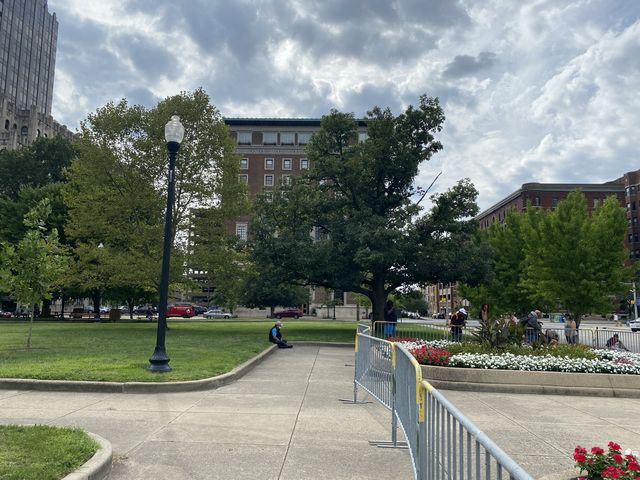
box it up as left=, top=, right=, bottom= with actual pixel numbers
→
left=269, top=320, right=293, bottom=348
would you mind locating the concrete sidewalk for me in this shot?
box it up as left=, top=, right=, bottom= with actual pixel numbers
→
left=2, top=345, right=639, bottom=479
left=0, top=345, right=413, bottom=480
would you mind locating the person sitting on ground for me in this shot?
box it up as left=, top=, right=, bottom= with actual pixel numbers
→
left=544, top=329, right=559, bottom=345
left=606, top=333, right=628, bottom=351
left=269, top=320, right=293, bottom=349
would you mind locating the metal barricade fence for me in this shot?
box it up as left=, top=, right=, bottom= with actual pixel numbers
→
left=396, top=343, right=533, bottom=480
left=354, top=332, right=394, bottom=409
left=592, top=327, right=640, bottom=352
left=373, top=321, right=468, bottom=342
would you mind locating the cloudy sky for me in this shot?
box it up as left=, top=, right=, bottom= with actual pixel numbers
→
left=47, top=0, right=640, bottom=211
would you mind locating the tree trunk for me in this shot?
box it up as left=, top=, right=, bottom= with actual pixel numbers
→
left=127, top=298, right=135, bottom=320
left=26, top=305, right=35, bottom=349
left=371, top=275, right=386, bottom=322
left=92, top=290, right=101, bottom=320
left=59, top=293, right=67, bottom=319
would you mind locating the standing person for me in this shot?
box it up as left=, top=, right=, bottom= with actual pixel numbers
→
left=521, top=310, right=542, bottom=344
left=449, top=308, right=467, bottom=342
left=564, top=315, right=577, bottom=344
left=269, top=321, right=293, bottom=348
left=480, top=303, right=489, bottom=325
left=383, top=300, right=398, bottom=337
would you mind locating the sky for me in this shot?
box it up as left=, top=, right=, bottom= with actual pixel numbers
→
left=47, top=0, right=640, bottom=212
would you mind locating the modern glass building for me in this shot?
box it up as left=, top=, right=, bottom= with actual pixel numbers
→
left=0, top=0, right=57, bottom=116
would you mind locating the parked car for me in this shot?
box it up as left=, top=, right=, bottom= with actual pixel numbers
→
left=629, top=320, right=640, bottom=332
left=166, top=304, right=195, bottom=318
left=193, top=305, right=208, bottom=316
left=133, top=305, right=157, bottom=315
left=272, top=308, right=303, bottom=319
left=401, top=311, right=421, bottom=319
left=0, top=310, right=12, bottom=318
left=204, top=308, right=237, bottom=319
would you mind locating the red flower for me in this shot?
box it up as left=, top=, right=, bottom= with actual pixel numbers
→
left=575, top=446, right=587, bottom=454
left=601, top=465, right=623, bottom=478
left=612, top=453, right=623, bottom=463
left=629, top=462, right=640, bottom=471
left=592, top=446, right=605, bottom=455
left=573, top=452, right=586, bottom=462
left=608, top=441, right=622, bottom=451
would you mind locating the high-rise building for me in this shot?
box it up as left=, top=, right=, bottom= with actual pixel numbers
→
left=0, top=0, right=72, bottom=150
left=0, top=0, right=57, bottom=116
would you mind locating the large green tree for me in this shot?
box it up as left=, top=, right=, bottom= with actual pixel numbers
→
left=65, top=89, right=244, bottom=310
left=521, top=191, right=630, bottom=324
left=251, top=96, right=488, bottom=320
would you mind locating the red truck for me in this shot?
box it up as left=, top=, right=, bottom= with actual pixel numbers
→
left=166, top=304, right=195, bottom=318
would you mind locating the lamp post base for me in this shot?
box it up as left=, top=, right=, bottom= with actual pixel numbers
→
left=148, top=347, right=171, bottom=373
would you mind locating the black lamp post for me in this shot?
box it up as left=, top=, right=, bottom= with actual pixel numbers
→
left=148, top=115, right=184, bottom=373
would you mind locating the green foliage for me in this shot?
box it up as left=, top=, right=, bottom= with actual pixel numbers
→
left=0, top=199, right=69, bottom=347
left=464, top=191, right=630, bottom=323
left=241, top=267, right=310, bottom=316
left=64, top=89, right=245, bottom=301
left=0, top=425, right=98, bottom=480
left=471, top=316, right=522, bottom=349
left=251, top=96, right=488, bottom=321
left=521, top=191, right=630, bottom=322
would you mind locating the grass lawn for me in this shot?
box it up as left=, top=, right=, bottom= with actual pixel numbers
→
left=0, top=319, right=357, bottom=382
left=0, top=425, right=98, bottom=480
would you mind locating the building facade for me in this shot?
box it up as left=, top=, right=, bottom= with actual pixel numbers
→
left=0, top=0, right=72, bottom=150
left=222, top=118, right=368, bottom=318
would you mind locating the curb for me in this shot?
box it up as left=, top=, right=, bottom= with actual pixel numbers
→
left=62, top=432, right=112, bottom=480
left=0, top=342, right=354, bottom=394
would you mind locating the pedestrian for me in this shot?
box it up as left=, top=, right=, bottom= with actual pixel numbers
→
left=146, top=307, right=153, bottom=322
left=521, top=310, right=542, bottom=344
left=269, top=320, right=293, bottom=348
left=479, top=303, right=489, bottom=325
left=449, top=308, right=467, bottom=342
left=564, top=315, right=577, bottom=344
left=383, top=300, right=398, bottom=337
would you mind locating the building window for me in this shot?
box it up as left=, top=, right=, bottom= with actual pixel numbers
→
left=300, top=158, right=309, bottom=169
left=235, top=223, right=248, bottom=241
left=282, top=174, right=291, bottom=186
left=635, top=234, right=639, bottom=242
left=298, top=132, right=311, bottom=145
left=282, top=158, right=292, bottom=170
left=633, top=186, right=637, bottom=193
left=534, top=196, right=540, bottom=206
left=264, top=174, right=274, bottom=186
left=264, top=191, right=273, bottom=203
left=263, top=132, right=277, bottom=145
left=358, top=132, right=368, bottom=143
left=238, top=174, right=248, bottom=184
left=628, top=203, right=632, bottom=211
left=552, top=197, right=558, bottom=207
left=594, top=199, right=601, bottom=208
left=281, top=132, right=294, bottom=145
left=634, top=217, right=638, bottom=224
left=240, top=158, right=248, bottom=170
left=237, top=131, right=251, bottom=145
left=264, top=158, right=274, bottom=170
left=630, top=234, right=634, bottom=242
left=633, top=201, right=637, bottom=211
left=4, top=120, right=8, bottom=130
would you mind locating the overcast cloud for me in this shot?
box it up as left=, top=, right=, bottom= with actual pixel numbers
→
left=48, top=0, right=640, bottom=211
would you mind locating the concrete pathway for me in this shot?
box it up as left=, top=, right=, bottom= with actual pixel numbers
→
left=0, top=346, right=413, bottom=480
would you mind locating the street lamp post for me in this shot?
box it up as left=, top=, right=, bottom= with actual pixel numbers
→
left=148, top=115, right=184, bottom=373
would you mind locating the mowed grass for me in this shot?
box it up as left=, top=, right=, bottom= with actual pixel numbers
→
left=0, top=319, right=357, bottom=382
left=0, top=425, right=98, bottom=480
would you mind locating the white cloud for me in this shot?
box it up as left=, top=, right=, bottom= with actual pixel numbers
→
left=47, top=0, right=640, bottom=210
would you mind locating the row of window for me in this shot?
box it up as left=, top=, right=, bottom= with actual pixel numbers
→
left=240, top=157, right=308, bottom=171
left=236, top=131, right=368, bottom=146
left=237, top=131, right=311, bottom=146
left=238, top=174, right=293, bottom=187
left=626, top=185, right=638, bottom=196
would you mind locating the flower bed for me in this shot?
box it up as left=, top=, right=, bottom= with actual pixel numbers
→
left=574, top=442, right=640, bottom=479
left=399, top=340, right=640, bottom=375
